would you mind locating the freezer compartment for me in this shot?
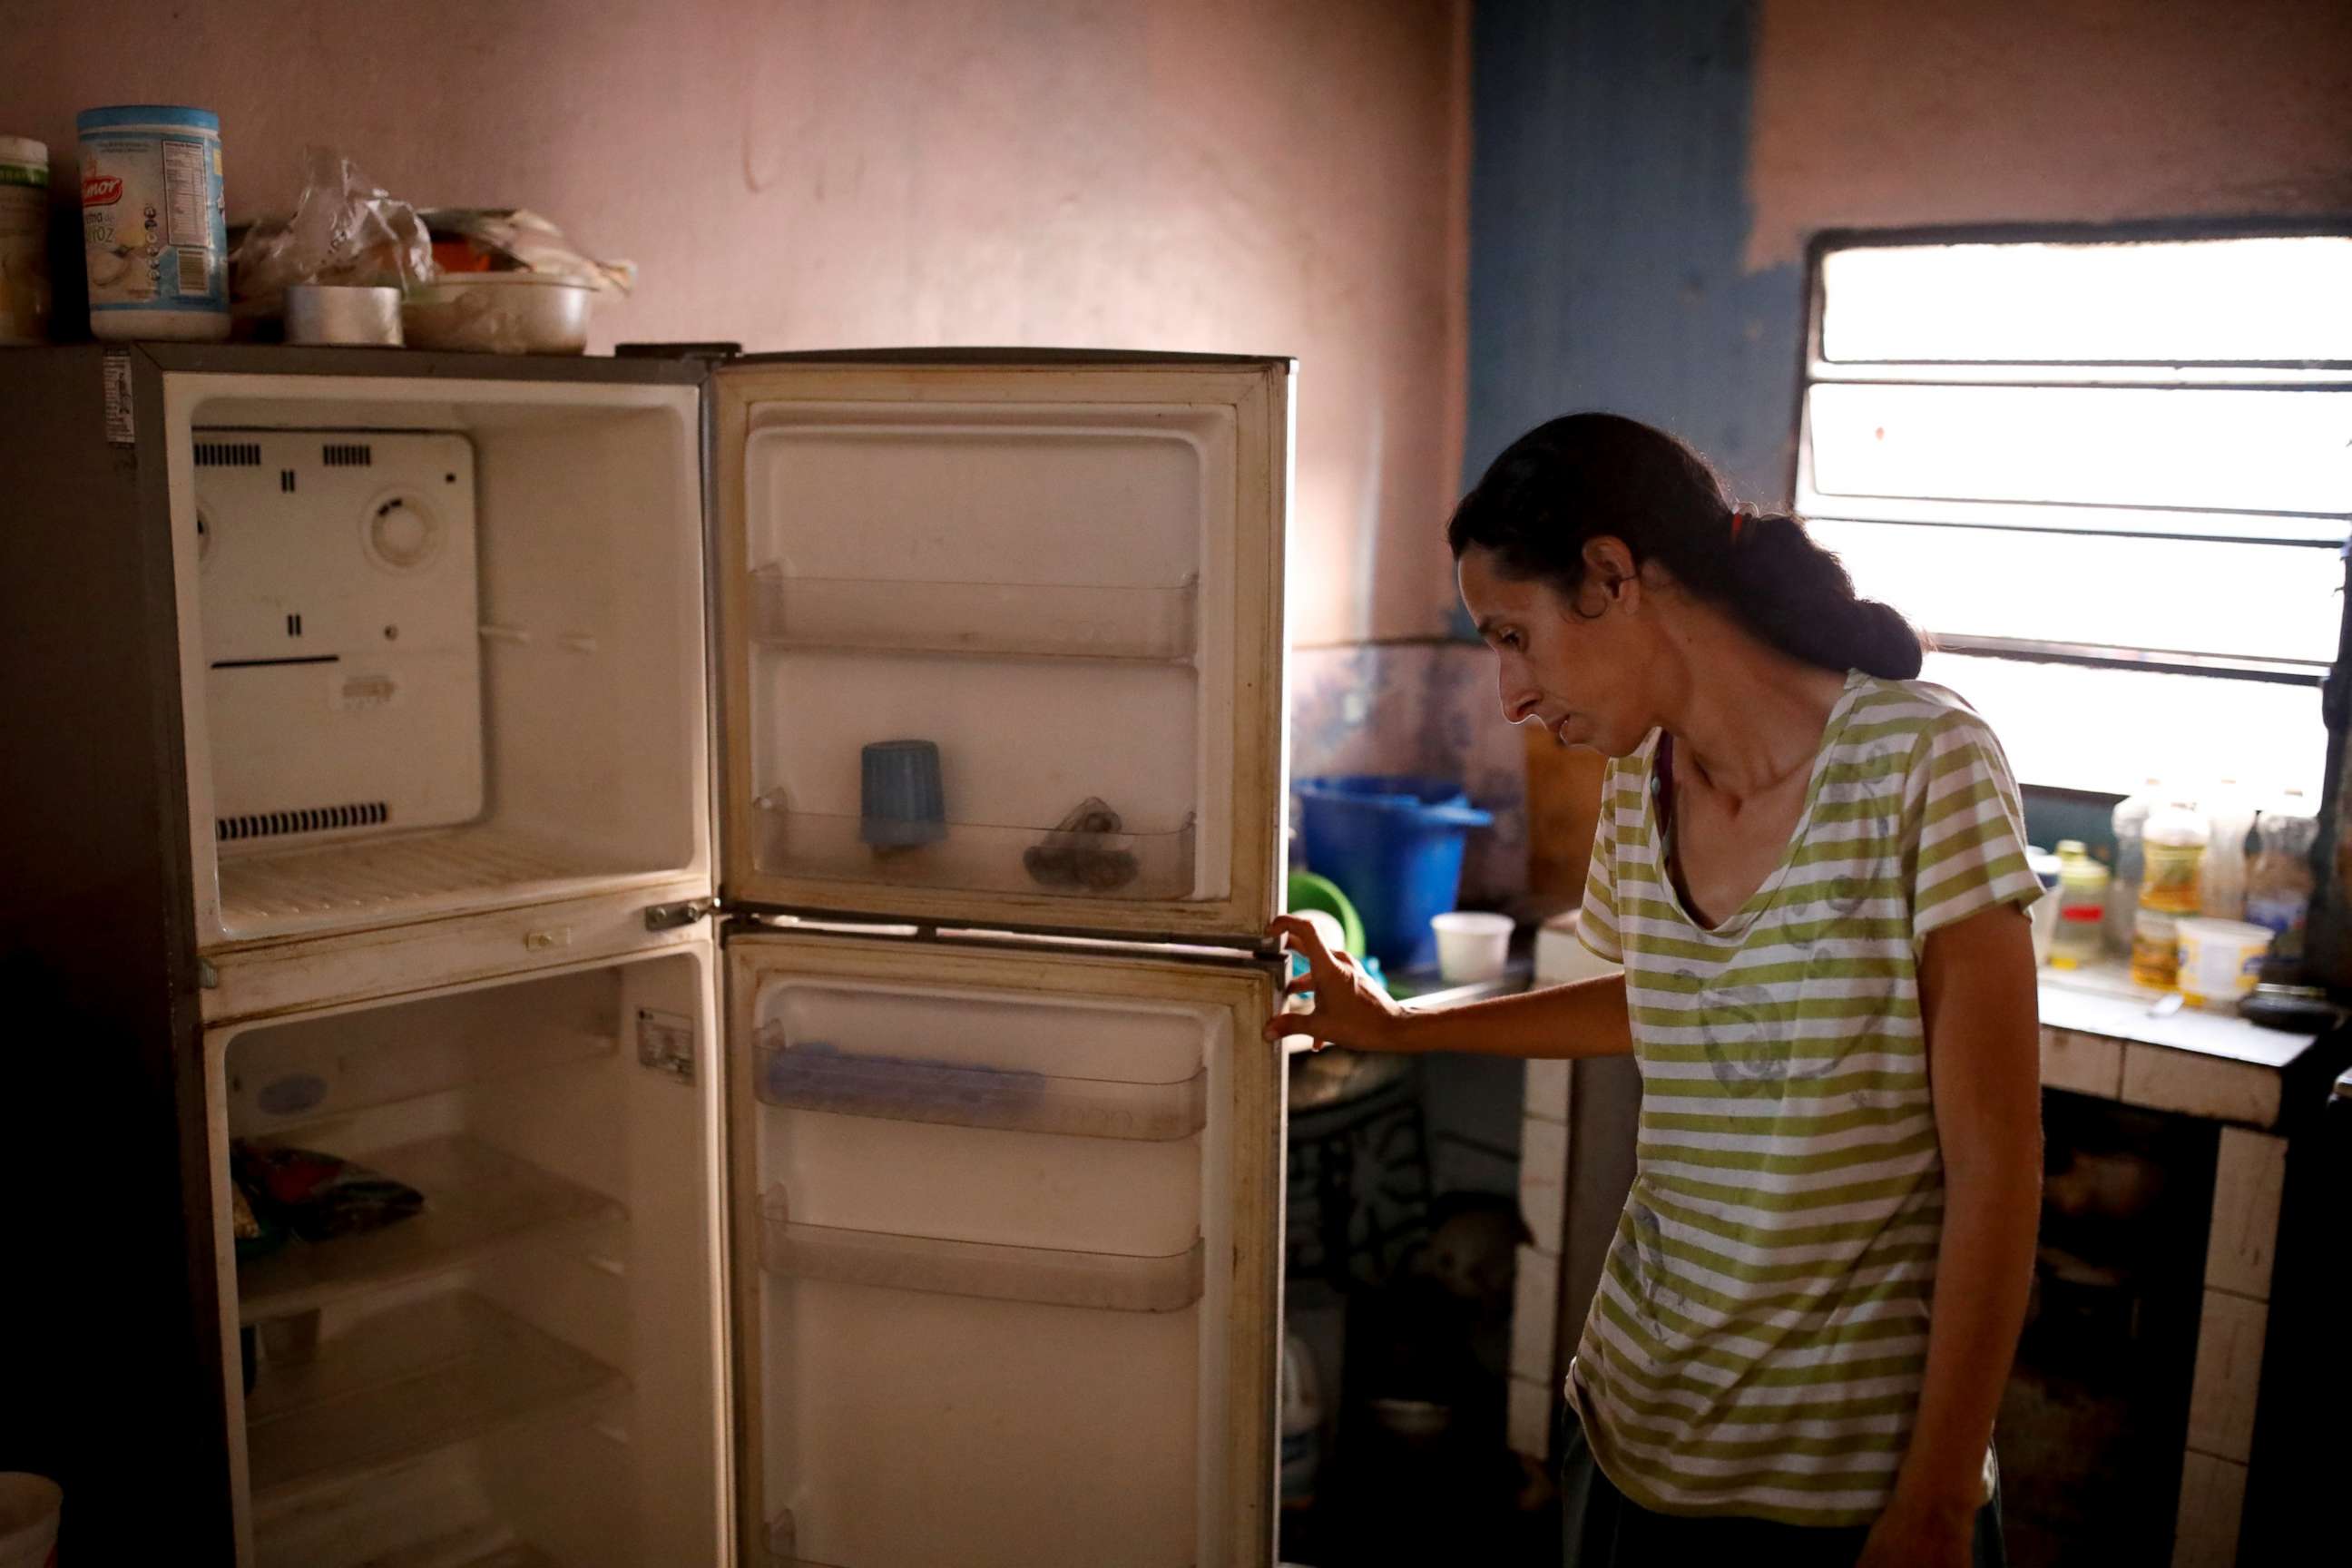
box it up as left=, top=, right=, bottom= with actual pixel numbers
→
left=167, top=373, right=709, bottom=947
left=211, top=950, right=721, bottom=1568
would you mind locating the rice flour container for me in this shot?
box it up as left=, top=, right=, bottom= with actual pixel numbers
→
left=0, top=136, right=49, bottom=345
left=76, top=104, right=228, bottom=340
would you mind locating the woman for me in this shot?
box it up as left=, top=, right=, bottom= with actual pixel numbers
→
left=1267, top=415, right=2041, bottom=1568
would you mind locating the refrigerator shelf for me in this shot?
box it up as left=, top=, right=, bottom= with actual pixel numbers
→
left=751, top=808, right=1195, bottom=899
left=216, top=824, right=628, bottom=938
left=750, top=566, right=1198, bottom=662
left=229, top=1031, right=617, bottom=1139
left=238, top=1135, right=624, bottom=1326
left=755, top=1027, right=1208, bottom=1141
left=245, top=1290, right=623, bottom=1512
left=760, top=1211, right=1205, bottom=1313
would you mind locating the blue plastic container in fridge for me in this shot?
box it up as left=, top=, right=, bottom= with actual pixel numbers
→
left=1294, top=776, right=1493, bottom=971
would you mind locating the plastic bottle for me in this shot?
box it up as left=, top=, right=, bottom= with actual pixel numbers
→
left=2246, top=809, right=2318, bottom=967
left=2139, top=796, right=2209, bottom=917
left=2131, top=908, right=2182, bottom=991
left=2107, top=782, right=2158, bottom=955
left=0, top=135, right=50, bottom=344
left=2050, top=841, right=2111, bottom=969
left=2199, top=782, right=2257, bottom=922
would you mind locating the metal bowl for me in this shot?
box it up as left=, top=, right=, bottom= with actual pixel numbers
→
left=284, top=284, right=403, bottom=347
left=402, top=273, right=595, bottom=354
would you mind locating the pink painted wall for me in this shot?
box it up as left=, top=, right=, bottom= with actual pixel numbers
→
left=0, top=0, right=1469, bottom=645
left=1748, top=0, right=2352, bottom=267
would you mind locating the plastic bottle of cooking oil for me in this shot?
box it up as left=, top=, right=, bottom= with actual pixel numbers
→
left=2140, top=797, right=2209, bottom=916
left=2049, top=841, right=2111, bottom=970
left=2132, top=796, right=2207, bottom=990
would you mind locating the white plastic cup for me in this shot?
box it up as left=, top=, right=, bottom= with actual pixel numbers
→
left=2174, top=917, right=2272, bottom=1009
left=0, top=1473, right=61, bottom=1568
left=1431, top=910, right=1514, bottom=983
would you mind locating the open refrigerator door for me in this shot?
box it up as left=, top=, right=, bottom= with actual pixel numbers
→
left=708, top=356, right=1289, bottom=941
left=706, top=353, right=1295, bottom=1565
left=723, top=929, right=1281, bottom=1568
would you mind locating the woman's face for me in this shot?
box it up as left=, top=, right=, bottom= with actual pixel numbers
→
left=1456, top=543, right=1657, bottom=758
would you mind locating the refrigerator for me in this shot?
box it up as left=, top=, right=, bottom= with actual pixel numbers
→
left=0, top=343, right=1292, bottom=1568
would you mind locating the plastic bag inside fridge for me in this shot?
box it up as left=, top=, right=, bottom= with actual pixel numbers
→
left=743, top=957, right=1247, bottom=1568
left=168, top=372, right=709, bottom=946
left=209, top=949, right=721, bottom=1568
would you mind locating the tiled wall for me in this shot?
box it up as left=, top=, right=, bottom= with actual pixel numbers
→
left=1290, top=640, right=1529, bottom=905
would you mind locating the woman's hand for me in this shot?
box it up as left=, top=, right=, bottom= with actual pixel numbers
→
left=1259, top=914, right=1409, bottom=1054
left=1855, top=1491, right=1975, bottom=1568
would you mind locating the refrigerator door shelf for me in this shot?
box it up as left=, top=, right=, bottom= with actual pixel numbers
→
left=750, top=565, right=1199, bottom=662
left=750, top=803, right=1196, bottom=902
left=713, top=360, right=1289, bottom=940
left=762, top=1212, right=1207, bottom=1314
left=756, top=1024, right=1210, bottom=1140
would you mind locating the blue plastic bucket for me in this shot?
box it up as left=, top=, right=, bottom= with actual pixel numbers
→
left=1294, top=776, right=1493, bottom=970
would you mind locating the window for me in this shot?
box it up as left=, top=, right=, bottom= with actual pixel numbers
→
left=1795, top=229, right=2351, bottom=799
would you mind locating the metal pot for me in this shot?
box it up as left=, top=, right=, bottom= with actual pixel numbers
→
left=284, top=284, right=403, bottom=347
left=402, top=273, right=595, bottom=354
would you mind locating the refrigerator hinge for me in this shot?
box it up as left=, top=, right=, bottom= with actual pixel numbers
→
left=643, top=897, right=714, bottom=932
left=197, top=956, right=219, bottom=990
left=634, top=1006, right=697, bottom=1084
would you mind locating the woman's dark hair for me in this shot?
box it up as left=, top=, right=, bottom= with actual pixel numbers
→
left=1446, top=412, right=1924, bottom=680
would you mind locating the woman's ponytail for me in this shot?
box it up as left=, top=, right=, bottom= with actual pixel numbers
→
left=1446, top=414, right=1924, bottom=681
left=1721, top=511, right=1924, bottom=680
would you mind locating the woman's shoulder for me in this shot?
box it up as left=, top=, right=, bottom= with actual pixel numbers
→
left=1837, top=672, right=2023, bottom=811
left=1838, top=671, right=2003, bottom=750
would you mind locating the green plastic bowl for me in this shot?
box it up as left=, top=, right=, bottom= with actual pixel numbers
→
left=1286, top=869, right=1367, bottom=956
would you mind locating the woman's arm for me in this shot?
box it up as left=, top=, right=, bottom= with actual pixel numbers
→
left=1863, top=902, right=2043, bottom=1566
left=1259, top=914, right=1634, bottom=1060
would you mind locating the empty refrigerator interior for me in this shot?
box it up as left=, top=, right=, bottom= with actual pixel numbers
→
left=208, top=949, right=722, bottom=1568
left=164, top=374, right=710, bottom=947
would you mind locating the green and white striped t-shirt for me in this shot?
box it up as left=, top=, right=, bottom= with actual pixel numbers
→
left=1569, top=671, right=2040, bottom=1528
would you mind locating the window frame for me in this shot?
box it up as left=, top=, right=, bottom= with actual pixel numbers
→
left=1790, top=217, right=2352, bottom=754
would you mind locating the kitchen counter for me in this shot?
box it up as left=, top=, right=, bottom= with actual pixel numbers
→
left=2031, top=961, right=2347, bottom=1568
left=1387, top=956, right=1534, bottom=1008
left=2034, top=963, right=2335, bottom=1128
